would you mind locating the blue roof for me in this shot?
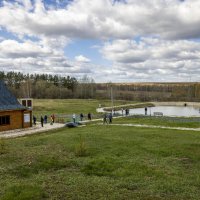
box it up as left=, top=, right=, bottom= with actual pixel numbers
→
left=0, top=80, right=26, bottom=111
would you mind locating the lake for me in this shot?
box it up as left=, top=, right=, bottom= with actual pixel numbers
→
left=128, top=106, right=200, bottom=117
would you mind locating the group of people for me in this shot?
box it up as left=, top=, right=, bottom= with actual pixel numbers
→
left=33, top=114, right=55, bottom=127
left=72, top=112, right=92, bottom=123
left=121, top=108, right=129, bottom=116
left=103, top=113, right=113, bottom=124
left=33, top=111, right=116, bottom=126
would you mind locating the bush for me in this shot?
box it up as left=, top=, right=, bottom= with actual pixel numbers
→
left=75, top=135, right=88, bottom=157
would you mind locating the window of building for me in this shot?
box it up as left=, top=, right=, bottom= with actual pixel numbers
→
left=20, top=99, right=33, bottom=108
left=0, top=115, right=10, bottom=126
left=27, top=100, right=32, bottom=107
left=22, top=100, right=27, bottom=107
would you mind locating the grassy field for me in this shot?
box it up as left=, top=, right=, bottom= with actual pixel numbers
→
left=1, top=99, right=200, bottom=199
left=1, top=124, right=200, bottom=200
left=33, top=99, right=134, bottom=118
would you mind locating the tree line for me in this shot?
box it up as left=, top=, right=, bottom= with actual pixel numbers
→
left=0, top=71, right=96, bottom=99
left=1, top=71, right=200, bottom=101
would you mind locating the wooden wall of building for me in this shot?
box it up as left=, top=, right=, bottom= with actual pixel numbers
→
left=0, top=110, right=32, bottom=132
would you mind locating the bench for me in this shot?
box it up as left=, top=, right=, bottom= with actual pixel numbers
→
left=153, top=112, right=163, bottom=116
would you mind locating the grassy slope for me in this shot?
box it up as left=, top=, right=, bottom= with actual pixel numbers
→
left=1, top=125, right=200, bottom=200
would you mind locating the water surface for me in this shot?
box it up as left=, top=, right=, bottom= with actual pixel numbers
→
left=129, top=106, right=200, bottom=117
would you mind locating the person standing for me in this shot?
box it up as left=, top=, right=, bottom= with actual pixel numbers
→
left=52, top=114, right=55, bottom=123
left=41, top=116, right=44, bottom=127
left=145, top=107, right=147, bottom=115
left=44, top=115, right=47, bottom=124
left=88, top=112, right=92, bottom=120
left=125, top=108, right=129, bottom=116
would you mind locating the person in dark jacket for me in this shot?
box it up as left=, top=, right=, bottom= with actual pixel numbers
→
left=88, top=112, right=92, bottom=120
left=145, top=107, right=148, bottom=115
left=44, top=115, right=48, bottom=124
left=108, top=113, right=113, bottom=124
left=41, top=116, right=44, bottom=127
left=103, top=113, right=108, bottom=124
left=80, top=113, right=84, bottom=121
left=33, top=115, right=36, bottom=125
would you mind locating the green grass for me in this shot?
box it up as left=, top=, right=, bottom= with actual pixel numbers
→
left=113, top=115, right=200, bottom=128
left=1, top=124, right=200, bottom=199
left=0, top=138, right=7, bottom=154
left=2, top=99, right=200, bottom=199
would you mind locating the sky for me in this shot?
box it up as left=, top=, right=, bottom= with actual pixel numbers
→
left=0, top=0, right=200, bottom=82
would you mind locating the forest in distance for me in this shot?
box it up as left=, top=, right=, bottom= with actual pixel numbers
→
left=1, top=71, right=200, bottom=102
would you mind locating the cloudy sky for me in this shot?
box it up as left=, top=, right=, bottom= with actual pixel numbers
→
left=0, top=0, right=200, bottom=82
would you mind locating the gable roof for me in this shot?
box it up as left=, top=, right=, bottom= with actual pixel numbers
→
left=0, top=80, right=26, bottom=111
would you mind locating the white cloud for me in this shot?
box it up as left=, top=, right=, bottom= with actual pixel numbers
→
left=75, top=55, right=91, bottom=63
left=0, top=39, right=53, bottom=58
left=0, top=38, right=97, bottom=79
left=0, top=0, right=200, bottom=82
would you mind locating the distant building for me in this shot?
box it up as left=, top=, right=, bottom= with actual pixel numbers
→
left=0, top=81, right=32, bottom=132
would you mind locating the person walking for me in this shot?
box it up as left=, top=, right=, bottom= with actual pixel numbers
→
left=103, top=113, right=108, bottom=124
left=72, top=113, right=76, bottom=123
left=33, top=115, right=36, bottom=125
left=41, top=116, right=44, bottom=127
left=108, top=113, right=113, bottom=124
left=50, top=115, right=53, bottom=125
left=80, top=113, right=84, bottom=121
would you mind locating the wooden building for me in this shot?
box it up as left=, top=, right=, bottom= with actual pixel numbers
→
left=0, top=81, right=32, bottom=132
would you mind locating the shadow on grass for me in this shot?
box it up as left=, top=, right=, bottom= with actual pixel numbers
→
left=82, top=157, right=119, bottom=177
left=2, top=184, right=47, bottom=200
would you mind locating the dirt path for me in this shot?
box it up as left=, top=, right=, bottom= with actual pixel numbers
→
left=0, top=123, right=65, bottom=138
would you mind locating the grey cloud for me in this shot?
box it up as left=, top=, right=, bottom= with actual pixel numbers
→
left=100, top=37, right=200, bottom=82
left=1, top=0, right=200, bottom=40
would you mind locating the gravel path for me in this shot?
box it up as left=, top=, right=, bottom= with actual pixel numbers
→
left=0, top=123, right=65, bottom=138
left=101, top=123, right=200, bottom=132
